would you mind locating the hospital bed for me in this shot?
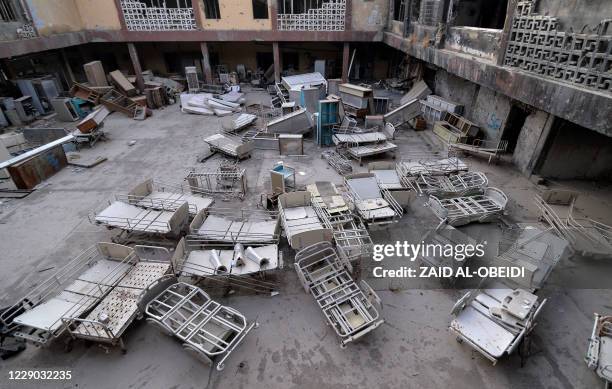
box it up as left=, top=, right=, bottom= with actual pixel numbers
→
left=0, top=243, right=136, bottom=345
left=367, top=161, right=416, bottom=207
left=61, top=246, right=176, bottom=351
left=307, top=181, right=353, bottom=226
left=294, top=242, right=383, bottom=347
left=321, top=150, right=353, bottom=176
left=397, top=156, right=468, bottom=177
left=333, top=131, right=397, bottom=165
left=278, top=191, right=333, bottom=250
left=203, top=133, right=254, bottom=159
left=145, top=282, right=257, bottom=371
left=185, top=162, right=247, bottom=200
left=586, top=313, right=612, bottom=388
left=535, top=190, right=612, bottom=259
left=115, top=178, right=214, bottom=217
left=411, top=171, right=488, bottom=198
left=91, top=200, right=189, bottom=239
left=189, top=208, right=280, bottom=245
left=428, top=187, right=507, bottom=226
left=344, top=173, right=403, bottom=226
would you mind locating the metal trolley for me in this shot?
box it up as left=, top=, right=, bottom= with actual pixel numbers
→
left=294, top=242, right=384, bottom=348
left=145, top=282, right=257, bottom=371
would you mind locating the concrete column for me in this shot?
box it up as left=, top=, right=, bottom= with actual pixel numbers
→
left=200, top=42, right=213, bottom=84
left=496, top=0, right=518, bottom=66
left=127, top=42, right=145, bottom=92
left=273, top=42, right=281, bottom=83
left=341, top=42, right=350, bottom=82
left=60, top=49, right=75, bottom=84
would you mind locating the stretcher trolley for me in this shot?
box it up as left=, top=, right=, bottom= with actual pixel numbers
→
left=115, top=178, right=214, bottom=217
left=203, top=133, right=254, bottom=160
left=0, top=243, right=137, bottom=346
left=586, top=313, right=612, bottom=388
left=278, top=191, right=334, bottom=250
left=344, top=173, right=403, bottom=226
left=61, top=246, right=177, bottom=352
left=145, top=282, right=257, bottom=370
left=428, top=187, right=507, bottom=227
left=450, top=287, right=546, bottom=365
left=294, top=242, right=384, bottom=348
left=535, top=190, right=612, bottom=259
left=411, top=171, right=488, bottom=198
left=173, top=236, right=281, bottom=294
left=190, top=208, right=280, bottom=245
left=90, top=200, right=189, bottom=242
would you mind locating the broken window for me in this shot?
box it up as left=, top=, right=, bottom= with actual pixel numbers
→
left=277, top=0, right=346, bottom=31
left=203, top=0, right=221, bottom=19
left=419, top=0, right=442, bottom=26
left=252, top=0, right=268, bottom=19
left=393, top=0, right=406, bottom=22
left=120, top=0, right=196, bottom=31
left=0, top=0, right=17, bottom=22
left=448, top=0, right=508, bottom=29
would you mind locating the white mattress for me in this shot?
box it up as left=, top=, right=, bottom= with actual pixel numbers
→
left=137, top=191, right=213, bottom=215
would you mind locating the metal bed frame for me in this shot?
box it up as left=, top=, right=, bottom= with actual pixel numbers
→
left=145, top=282, right=257, bottom=371
left=61, top=246, right=177, bottom=352
left=203, top=133, right=254, bottom=160
left=367, top=161, right=415, bottom=208
left=535, top=190, right=612, bottom=259
left=185, top=162, right=247, bottom=200
left=450, top=286, right=546, bottom=365
left=411, top=171, right=488, bottom=198
left=448, top=139, right=508, bottom=164
left=294, top=242, right=383, bottom=348
left=189, top=208, right=280, bottom=245
left=397, top=154, right=469, bottom=177
left=114, top=178, right=214, bottom=217
left=0, top=243, right=137, bottom=345
left=321, top=149, right=353, bottom=176
left=307, top=181, right=354, bottom=227
left=344, top=173, right=403, bottom=226
left=332, top=217, right=374, bottom=263
left=586, top=313, right=612, bottom=389
left=427, top=187, right=507, bottom=227
left=90, top=200, right=190, bottom=240
left=277, top=191, right=334, bottom=250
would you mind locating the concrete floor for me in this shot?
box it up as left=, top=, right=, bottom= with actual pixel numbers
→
left=1, top=93, right=611, bottom=389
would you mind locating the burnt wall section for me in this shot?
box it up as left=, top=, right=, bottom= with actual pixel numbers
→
left=503, top=0, right=611, bottom=93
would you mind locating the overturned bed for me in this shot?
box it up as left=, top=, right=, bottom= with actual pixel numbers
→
left=427, top=187, right=507, bottom=227
left=278, top=191, right=333, bottom=250
left=333, top=132, right=397, bottom=166
left=203, top=133, right=254, bottom=159
left=397, top=156, right=468, bottom=177
left=344, top=173, right=403, bottom=226
left=0, top=243, right=137, bottom=345
left=145, top=282, right=257, bottom=371
left=411, top=171, right=488, bottom=198
left=190, top=208, right=280, bottom=245
left=185, top=163, right=247, bottom=200
left=294, top=242, right=383, bottom=347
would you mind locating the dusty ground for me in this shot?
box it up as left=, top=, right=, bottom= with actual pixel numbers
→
left=1, top=91, right=611, bottom=389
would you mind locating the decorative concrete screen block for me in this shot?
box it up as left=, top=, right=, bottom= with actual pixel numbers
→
left=503, top=0, right=611, bottom=92
left=121, top=0, right=196, bottom=31
left=277, top=0, right=346, bottom=31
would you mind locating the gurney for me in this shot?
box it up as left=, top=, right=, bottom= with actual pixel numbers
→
left=278, top=191, right=333, bottom=250
left=0, top=243, right=136, bottom=345
left=145, top=282, right=257, bottom=371
left=344, top=173, right=403, bottom=226
left=294, top=242, right=383, bottom=347
left=204, top=133, right=254, bottom=159
left=91, top=200, right=189, bottom=239
left=397, top=156, right=468, bottom=177
left=174, top=237, right=280, bottom=294
left=450, top=286, right=546, bottom=365
left=535, top=190, right=612, bottom=259
left=428, top=187, right=507, bottom=226
left=115, top=178, right=214, bottom=216
left=586, top=313, right=612, bottom=388
left=307, top=181, right=353, bottom=226
left=190, top=208, right=280, bottom=245
left=367, top=161, right=415, bottom=207
left=62, top=246, right=176, bottom=351
left=411, top=171, right=488, bottom=198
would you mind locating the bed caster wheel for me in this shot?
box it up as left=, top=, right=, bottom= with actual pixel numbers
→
left=340, top=343, right=347, bottom=349
left=254, top=322, right=260, bottom=329
left=216, top=363, right=225, bottom=371
left=456, top=337, right=463, bottom=344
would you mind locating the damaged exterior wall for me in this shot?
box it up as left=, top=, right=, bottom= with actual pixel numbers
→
left=75, top=0, right=121, bottom=30
left=199, top=0, right=271, bottom=30
left=351, top=0, right=387, bottom=34
left=445, top=27, right=501, bottom=61
left=26, top=0, right=83, bottom=36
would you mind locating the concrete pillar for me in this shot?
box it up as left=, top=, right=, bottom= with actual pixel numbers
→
left=273, top=42, right=281, bottom=84
left=497, top=0, right=518, bottom=66
left=341, top=42, right=350, bottom=82
left=127, top=42, right=145, bottom=92
left=60, top=49, right=75, bottom=85
left=200, top=42, right=213, bottom=84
